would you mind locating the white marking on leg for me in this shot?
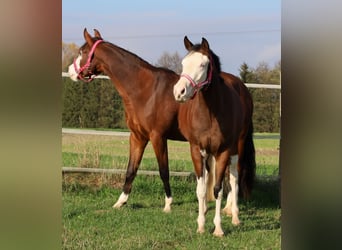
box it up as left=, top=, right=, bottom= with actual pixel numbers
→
left=229, top=154, right=240, bottom=225
left=113, top=192, right=129, bottom=208
left=213, top=189, right=224, bottom=237
left=196, top=174, right=207, bottom=233
left=222, top=188, right=233, bottom=216
left=199, top=149, right=207, bottom=158
left=163, top=196, right=173, bottom=213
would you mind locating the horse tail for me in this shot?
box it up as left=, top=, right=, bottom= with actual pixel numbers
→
left=238, top=120, right=256, bottom=199
left=206, top=155, right=216, bottom=201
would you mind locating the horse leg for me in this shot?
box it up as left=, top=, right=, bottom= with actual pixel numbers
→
left=222, top=186, right=233, bottom=216
left=113, top=133, right=148, bottom=208
left=206, top=155, right=216, bottom=202
left=212, top=152, right=230, bottom=237
left=191, top=146, right=208, bottom=234
left=229, top=154, right=240, bottom=225
left=150, top=133, right=172, bottom=212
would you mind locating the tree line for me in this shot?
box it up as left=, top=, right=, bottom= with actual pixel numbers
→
left=62, top=43, right=280, bottom=132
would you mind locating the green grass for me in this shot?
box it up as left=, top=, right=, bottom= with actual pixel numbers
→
left=63, top=176, right=280, bottom=249
left=62, top=132, right=281, bottom=249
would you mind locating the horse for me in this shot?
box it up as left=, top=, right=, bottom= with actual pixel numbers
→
left=182, top=37, right=255, bottom=204
left=173, top=37, right=245, bottom=236
left=68, top=29, right=255, bottom=216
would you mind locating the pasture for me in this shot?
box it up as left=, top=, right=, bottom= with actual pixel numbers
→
left=62, top=131, right=280, bottom=249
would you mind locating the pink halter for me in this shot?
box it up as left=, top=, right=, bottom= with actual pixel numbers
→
left=73, top=39, right=104, bottom=82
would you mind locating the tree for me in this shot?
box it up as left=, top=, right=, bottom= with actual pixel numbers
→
left=239, top=62, right=254, bottom=83
left=62, top=42, right=79, bottom=71
left=155, top=52, right=182, bottom=74
left=239, top=61, right=281, bottom=133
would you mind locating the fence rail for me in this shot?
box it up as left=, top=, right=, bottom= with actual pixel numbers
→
left=62, top=72, right=281, bottom=89
left=62, top=167, right=194, bottom=177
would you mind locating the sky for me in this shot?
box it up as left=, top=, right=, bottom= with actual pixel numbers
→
left=62, top=0, right=280, bottom=76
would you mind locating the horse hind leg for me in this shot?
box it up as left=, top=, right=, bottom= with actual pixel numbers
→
left=150, top=133, right=173, bottom=213
left=206, top=155, right=216, bottom=202
left=228, top=154, right=240, bottom=225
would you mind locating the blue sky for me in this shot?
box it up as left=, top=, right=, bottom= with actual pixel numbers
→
left=62, top=0, right=280, bottom=75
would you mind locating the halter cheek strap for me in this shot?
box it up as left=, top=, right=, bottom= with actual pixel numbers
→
left=73, top=39, right=104, bottom=82
left=180, top=58, right=213, bottom=98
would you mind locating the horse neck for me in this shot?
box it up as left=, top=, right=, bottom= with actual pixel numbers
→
left=98, top=44, right=153, bottom=97
left=196, top=71, right=222, bottom=110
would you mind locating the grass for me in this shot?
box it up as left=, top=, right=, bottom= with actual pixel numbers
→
left=62, top=131, right=280, bottom=249
left=62, top=132, right=280, bottom=175
left=62, top=176, right=280, bottom=249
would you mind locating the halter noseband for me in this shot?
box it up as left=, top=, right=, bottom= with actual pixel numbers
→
left=180, top=57, right=213, bottom=98
left=73, top=39, right=104, bottom=82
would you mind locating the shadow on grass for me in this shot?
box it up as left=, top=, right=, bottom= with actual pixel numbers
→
left=246, top=177, right=280, bottom=209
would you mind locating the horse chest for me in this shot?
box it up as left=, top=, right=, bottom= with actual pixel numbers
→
left=183, top=112, right=223, bottom=151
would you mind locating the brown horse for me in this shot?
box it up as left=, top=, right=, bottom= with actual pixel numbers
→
left=68, top=29, right=255, bottom=215
left=183, top=37, right=255, bottom=203
left=173, top=37, right=245, bottom=236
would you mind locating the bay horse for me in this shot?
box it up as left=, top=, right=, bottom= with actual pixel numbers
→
left=68, top=29, right=255, bottom=216
left=173, top=37, right=245, bottom=236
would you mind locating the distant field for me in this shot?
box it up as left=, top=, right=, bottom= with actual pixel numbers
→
left=62, top=132, right=280, bottom=177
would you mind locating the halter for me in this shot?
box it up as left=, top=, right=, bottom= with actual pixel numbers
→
left=180, top=56, right=213, bottom=98
left=73, top=39, right=104, bottom=82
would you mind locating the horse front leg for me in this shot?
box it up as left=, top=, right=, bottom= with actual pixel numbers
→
left=211, top=151, right=231, bottom=237
left=191, top=146, right=208, bottom=234
left=113, top=133, right=148, bottom=208
left=150, top=133, right=172, bottom=212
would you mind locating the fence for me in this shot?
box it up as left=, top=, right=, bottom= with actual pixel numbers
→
left=62, top=72, right=281, bottom=177
left=61, top=72, right=281, bottom=89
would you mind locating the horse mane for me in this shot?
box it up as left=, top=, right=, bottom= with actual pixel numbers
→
left=189, top=44, right=222, bottom=73
left=80, top=38, right=174, bottom=73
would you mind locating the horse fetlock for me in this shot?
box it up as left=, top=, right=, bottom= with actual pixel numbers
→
left=113, top=192, right=129, bottom=208
left=163, top=196, right=173, bottom=213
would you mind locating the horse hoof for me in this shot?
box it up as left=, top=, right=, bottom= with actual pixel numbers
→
left=222, top=207, right=232, bottom=216
left=197, top=228, right=205, bottom=234
left=232, top=218, right=240, bottom=226
left=163, top=207, right=171, bottom=213
left=112, top=202, right=125, bottom=209
left=213, top=230, right=224, bottom=237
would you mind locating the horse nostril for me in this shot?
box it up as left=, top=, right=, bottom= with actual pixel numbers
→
left=180, top=88, right=186, bottom=95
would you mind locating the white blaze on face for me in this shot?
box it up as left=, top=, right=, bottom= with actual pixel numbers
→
left=173, top=52, right=209, bottom=102
left=68, top=55, right=82, bottom=82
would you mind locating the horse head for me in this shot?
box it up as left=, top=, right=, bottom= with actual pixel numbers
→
left=173, top=36, right=213, bottom=102
left=68, top=28, right=104, bottom=82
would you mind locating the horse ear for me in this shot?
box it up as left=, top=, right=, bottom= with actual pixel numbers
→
left=94, top=29, right=102, bottom=39
left=184, top=36, right=193, bottom=51
left=83, top=28, right=94, bottom=46
left=201, top=37, right=210, bottom=52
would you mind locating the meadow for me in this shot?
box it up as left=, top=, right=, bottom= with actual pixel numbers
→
left=62, top=131, right=280, bottom=249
